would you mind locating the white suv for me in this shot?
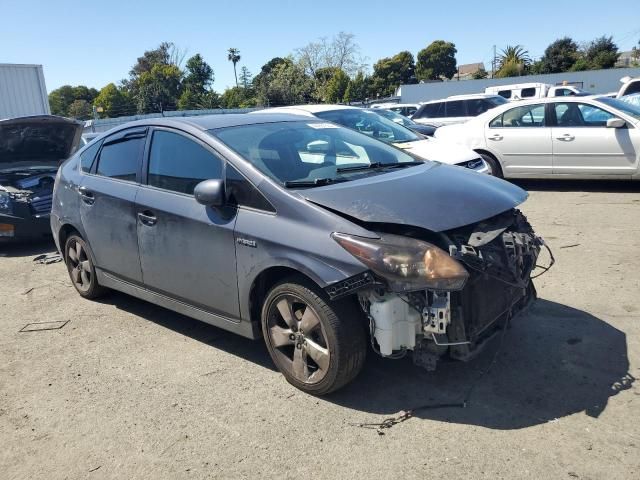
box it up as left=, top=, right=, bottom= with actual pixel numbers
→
left=412, top=94, right=508, bottom=127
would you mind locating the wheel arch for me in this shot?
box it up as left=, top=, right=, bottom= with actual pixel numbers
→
left=474, top=148, right=504, bottom=177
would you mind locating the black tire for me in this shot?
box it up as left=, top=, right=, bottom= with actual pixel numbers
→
left=261, top=276, right=366, bottom=395
left=64, top=234, right=107, bottom=299
left=479, top=152, right=503, bottom=178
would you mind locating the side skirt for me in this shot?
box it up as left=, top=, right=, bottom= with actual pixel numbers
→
left=96, top=269, right=259, bottom=340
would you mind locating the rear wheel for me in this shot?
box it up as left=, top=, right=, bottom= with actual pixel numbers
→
left=261, top=277, right=366, bottom=395
left=478, top=152, right=503, bottom=178
left=64, top=235, right=107, bottom=299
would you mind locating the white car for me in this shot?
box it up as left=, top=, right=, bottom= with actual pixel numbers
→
left=253, top=105, right=490, bottom=174
left=412, top=94, right=508, bottom=127
left=434, top=96, right=640, bottom=180
left=376, top=103, right=421, bottom=117
left=617, top=76, right=640, bottom=98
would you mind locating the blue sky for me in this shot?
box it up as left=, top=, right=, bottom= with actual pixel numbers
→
left=3, top=0, right=639, bottom=93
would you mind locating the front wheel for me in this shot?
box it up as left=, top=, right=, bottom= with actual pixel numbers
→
left=479, top=153, right=503, bottom=178
left=261, top=277, right=366, bottom=395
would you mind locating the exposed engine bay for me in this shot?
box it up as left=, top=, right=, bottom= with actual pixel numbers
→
left=0, top=169, right=57, bottom=214
left=340, top=209, right=550, bottom=370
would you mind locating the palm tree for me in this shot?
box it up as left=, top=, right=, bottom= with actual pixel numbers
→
left=498, top=45, right=531, bottom=69
left=227, top=48, right=241, bottom=87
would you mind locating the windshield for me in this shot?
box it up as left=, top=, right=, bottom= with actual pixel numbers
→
left=597, top=96, right=640, bottom=121
left=487, top=96, right=509, bottom=107
left=211, top=121, right=422, bottom=187
left=370, top=108, right=416, bottom=128
left=314, top=109, right=421, bottom=144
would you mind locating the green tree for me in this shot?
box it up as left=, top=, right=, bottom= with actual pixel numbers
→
left=325, top=69, right=350, bottom=103
left=370, top=51, right=416, bottom=97
left=48, top=85, right=98, bottom=116
left=227, top=48, right=241, bottom=87
left=239, top=66, right=252, bottom=89
left=183, top=54, right=214, bottom=93
left=585, top=36, right=619, bottom=69
left=135, top=64, right=182, bottom=113
left=539, top=37, right=579, bottom=73
left=220, top=86, right=256, bottom=108
left=495, top=59, right=526, bottom=78
left=344, top=71, right=370, bottom=103
left=130, top=42, right=173, bottom=77
left=255, top=58, right=313, bottom=107
left=416, top=40, right=457, bottom=81
left=93, top=83, right=134, bottom=118
left=498, top=45, right=531, bottom=70
left=67, top=99, right=92, bottom=120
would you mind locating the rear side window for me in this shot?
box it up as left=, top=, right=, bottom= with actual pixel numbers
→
left=417, top=102, right=445, bottom=118
left=148, top=130, right=223, bottom=195
left=80, top=140, right=101, bottom=173
left=466, top=99, right=492, bottom=116
left=498, top=90, right=512, bottom=99
left=96, top=137, right=144, bottom=182
left=495, top=104, right=545, bottom=127
left=226, top=164, right=274, bottom=212
left=521, top=87, right=537, bottom=98
left=445, top=100, right=466, bottom=117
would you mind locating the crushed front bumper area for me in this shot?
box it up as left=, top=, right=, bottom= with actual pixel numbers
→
left=351, top=209, right=547, bottom=370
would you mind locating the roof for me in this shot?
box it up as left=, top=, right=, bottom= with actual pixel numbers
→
left=255, top=105, right=359, bottom=116
left=420, top=93, right=503, bottom=104
left=106, top=112, right=312, bottom=132
left=457, top=63, right=484, bottom=75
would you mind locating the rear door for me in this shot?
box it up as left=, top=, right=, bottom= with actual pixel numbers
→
left=135, top=128, right=240, bottom=318
left=484, top=103, right=552, bottom=177
left=551, top=101, right=638, bottom=176
left=79, top=128, right=145, bottom=282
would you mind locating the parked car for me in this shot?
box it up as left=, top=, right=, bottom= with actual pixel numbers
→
left=255, top=105, right=488, bottom=174
left=435, top=96, right=640, bottom=179
left=616, top=76, right=640, bottom=98
left=0, top=115, right=82, bottom=241
left=371, top=108, right=437, bottom=137
left=485, top=82, right=589, bottom=100
left=51, top=113, right=544, bottom=394
left=412, top=94, right=508, bottom=127
left=80, top=132, right=100, bottom=146
left=620, top=93, right=640, bottom=108
left=376, top=103, right=421, bottom=117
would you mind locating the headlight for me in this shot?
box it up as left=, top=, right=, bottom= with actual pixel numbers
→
left=332, top=232, right=469, bottom=292
left=463, top=158, right=485, bottom=170
left=0, top=191, right=13, bottom=215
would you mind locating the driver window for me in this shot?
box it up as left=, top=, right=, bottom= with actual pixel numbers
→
left=148, top=130, right=223, bottom=195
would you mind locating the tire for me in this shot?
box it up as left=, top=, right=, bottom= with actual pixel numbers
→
left=479, top=152, right=503, bottom=178
left=261, top=276, right=367, bottom=395
left=64, top=234, right=107, bottom=299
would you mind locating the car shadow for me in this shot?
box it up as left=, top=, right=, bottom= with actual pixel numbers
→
left=0, top=238, right=57, bottom=258
left=514, top=179, right=640, bottom=193
left=96, top=291, right=276, bottom=371
left=98, top=293, right=632, bottom=430
left=328, top=299, right=633, bottom=430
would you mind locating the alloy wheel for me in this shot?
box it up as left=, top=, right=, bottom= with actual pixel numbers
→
left=266, top=294, right=331, bottom=384
left=66, top=239, right=92, bottom=293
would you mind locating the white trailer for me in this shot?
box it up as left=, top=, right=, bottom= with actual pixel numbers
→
left=0, top=64, right=50, bottom=119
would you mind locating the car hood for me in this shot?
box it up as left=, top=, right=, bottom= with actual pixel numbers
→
left=302, top=162, right=528, bottom=232
left=0, top=115, right=83, bottom=170
left=394, top=137, right=478, bottom=165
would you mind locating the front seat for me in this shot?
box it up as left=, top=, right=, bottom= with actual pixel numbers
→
left=258, top=131, right=310, bottom=182
left=558, top=105, right=584, bottom=127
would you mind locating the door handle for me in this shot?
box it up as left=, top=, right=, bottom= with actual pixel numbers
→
left=78, top=186, right=95, bottom=205
left=138, top=210, right=157, bottom=226
left=488, top=134, right=503, bottom=141
left=556, top=134, right=575, bottom=141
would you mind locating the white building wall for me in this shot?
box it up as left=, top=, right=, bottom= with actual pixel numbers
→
left=401, top=67, right=640, bottom=103
left=0, top=64, right=50, bottom=119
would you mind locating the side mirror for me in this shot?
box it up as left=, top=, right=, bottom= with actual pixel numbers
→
left=606, top=118, right=626, bottom=129
left=194, top=179, right=225, bottom=207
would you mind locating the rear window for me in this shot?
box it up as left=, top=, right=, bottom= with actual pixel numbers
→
left=498, top=90, right=512, bottom=99
left=521, top=87, right=537, bottom=98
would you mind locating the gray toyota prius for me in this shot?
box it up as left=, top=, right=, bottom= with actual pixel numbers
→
left=51, top=113, right=546, bottom=395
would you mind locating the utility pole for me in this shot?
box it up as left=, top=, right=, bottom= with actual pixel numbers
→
left=492, top=45, right=497, bottom=78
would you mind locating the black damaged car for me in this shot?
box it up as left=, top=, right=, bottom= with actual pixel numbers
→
left=0, top=115, right=82, bottom=241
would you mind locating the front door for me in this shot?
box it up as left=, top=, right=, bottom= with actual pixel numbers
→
left=79, top=128, right=146, bottom=283
left=551, top=102, right=638, bottom=176
left=135, top=128, right=240, bottom=318
left=485, top=103, right=552, bottom=177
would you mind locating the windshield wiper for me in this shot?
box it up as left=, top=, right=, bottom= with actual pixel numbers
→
left=284, top=177, right=348, bottom=188
left=336, top=161, right=423, bottom=173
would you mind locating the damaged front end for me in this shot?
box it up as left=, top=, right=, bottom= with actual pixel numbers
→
left=328, top=209, right=550, bottom=371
